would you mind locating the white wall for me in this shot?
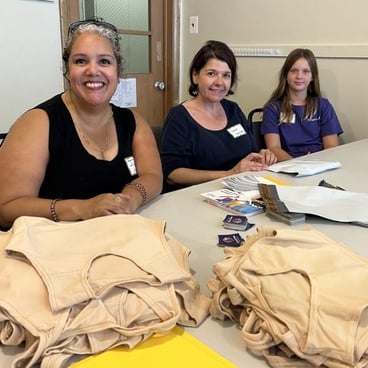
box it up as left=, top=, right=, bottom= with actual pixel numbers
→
left=0, top=0, right=64, bottom=133
left=180, top=0, right=368, bottom=144
left=2, top=0, right=368, bottom=144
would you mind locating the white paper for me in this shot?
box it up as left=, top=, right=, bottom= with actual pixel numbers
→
left=275, top=185, right=368, bottom=225
left=201, top=188, right=260, bottom=201
left=110, top=78, right=137, bottom=108
left=223, top=175, right=283, bottom=193
left=267, top=159, right=341, bottom=177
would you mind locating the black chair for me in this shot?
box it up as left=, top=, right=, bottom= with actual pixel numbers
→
left=0, top=133, right=7, bottom=147
left=151, top=125, right=162, bottom=151
left=247, top=108, right=266, bottom=151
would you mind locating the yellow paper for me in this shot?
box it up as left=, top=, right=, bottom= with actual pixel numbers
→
left=70, top=326, right=236, bottom=368
left=262, top=175, right=291, bottom=186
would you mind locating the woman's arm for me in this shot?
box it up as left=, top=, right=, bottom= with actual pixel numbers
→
left=121, top=110, right=163, bottom=209
left=322, top=134, right=339, bottom=149
left=167, top=167, right=230, bottom=186
left=319, top=98, right=343, bottom=150
left=264, top=133, right=293, bottom=162
left=262, top=102, right=293, bottom=162
left=0, top=109, right=52, bottom=227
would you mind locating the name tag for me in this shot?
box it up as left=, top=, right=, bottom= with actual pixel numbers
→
left=227, top=123, right=246, bottom=138
left=124, top=156, right=137, bottom=176
left=279, top=113, right=295, bottom=124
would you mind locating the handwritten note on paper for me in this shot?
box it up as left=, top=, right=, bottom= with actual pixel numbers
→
left=111, top=78, right=137, bottom=108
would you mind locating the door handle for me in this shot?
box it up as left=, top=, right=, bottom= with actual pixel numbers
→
left=154, top=81, right=165, bottom=90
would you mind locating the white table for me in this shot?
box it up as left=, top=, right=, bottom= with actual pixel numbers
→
left=1, top=139, right=367, bottom=367
left=138, top=138, right=368, bottom=367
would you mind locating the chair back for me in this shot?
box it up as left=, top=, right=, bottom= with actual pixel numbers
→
left=248, top=108, right=266, bottom=151
left=151, top=125, right=162, bottom=151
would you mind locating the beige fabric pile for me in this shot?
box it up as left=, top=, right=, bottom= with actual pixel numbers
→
left=208, top=226, right=368, bottom=368
left=0, top=215, right=211, bottom=368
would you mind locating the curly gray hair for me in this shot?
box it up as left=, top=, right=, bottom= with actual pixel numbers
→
left=62, top=21, right=122, bottom=78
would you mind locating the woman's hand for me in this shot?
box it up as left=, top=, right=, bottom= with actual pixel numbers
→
left=230, top=150, right=277, bottom=174
left=259, top=149, right=278, bottom=166
left=231, top=152, right=268, bottom=173
left=79, top=193, right=137, bottom=220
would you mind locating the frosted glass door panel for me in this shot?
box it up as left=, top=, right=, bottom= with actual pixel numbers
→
left=96, top=0, right=149, bottom=31
left=80, top=0, right=150, bottom=73
left=120, top=35, right=149, bottom=74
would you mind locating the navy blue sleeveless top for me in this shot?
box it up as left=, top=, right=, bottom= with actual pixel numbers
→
left=36, top=94, right=137, bottom=199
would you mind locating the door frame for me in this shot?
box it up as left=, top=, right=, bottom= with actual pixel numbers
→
left=59, top=0, right=180, bottom=119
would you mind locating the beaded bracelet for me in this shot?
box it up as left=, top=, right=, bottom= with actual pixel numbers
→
left=125, top=182, right=147, bottom=204
left=50, top=198, right=61, bottom=222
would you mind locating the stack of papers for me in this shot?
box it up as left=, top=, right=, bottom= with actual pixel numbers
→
left=223, top=175, right=289, bottom=196
left=265, top=209, right=306, bottom=226
left=267, top=159, right=341, bottom=177
left=223, top=175, right=274, bottom=192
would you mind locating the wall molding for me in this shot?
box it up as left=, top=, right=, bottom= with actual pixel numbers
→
left=231, top=44, right=368, bottom=59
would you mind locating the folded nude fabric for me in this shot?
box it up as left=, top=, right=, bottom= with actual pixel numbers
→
left=208, top=226, right=368, bottom=368
left=0, top=215, right=211, bottom=368
left=259, top=184, right=368, bottom=225
left=6, top=215, right=190, bottom=311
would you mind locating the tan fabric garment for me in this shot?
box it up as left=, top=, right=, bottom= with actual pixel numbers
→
left=209, top=226, right=368, bottom=368
left=6, top=215, right=190, bottom=311
left=0, top=215, right=211, bottom=368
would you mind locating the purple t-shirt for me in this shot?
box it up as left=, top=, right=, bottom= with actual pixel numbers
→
left=261, top=97, right=343, bottom=157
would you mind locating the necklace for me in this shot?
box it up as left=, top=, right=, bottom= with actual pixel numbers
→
left=65, top=92, right=113, bottom=160
left=74, top=117, right=111, bottom=160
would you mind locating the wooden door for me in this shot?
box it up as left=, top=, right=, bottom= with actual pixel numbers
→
left=59, top=0, right=179, bottom=126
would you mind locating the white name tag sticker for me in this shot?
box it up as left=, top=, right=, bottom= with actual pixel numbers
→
left=124, top=156, right=137, bottom=176
left=227, top=123, right=246, bottom=138
left=280, top=113, right=295, bottom=124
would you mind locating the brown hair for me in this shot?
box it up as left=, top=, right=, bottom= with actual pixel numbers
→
left=266, top=48, right=321, bottom=122
left=188, top=40, right=238, bottom=96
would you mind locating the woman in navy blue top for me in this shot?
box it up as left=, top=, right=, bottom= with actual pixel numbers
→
left=161, top=40, right=277, bottom=191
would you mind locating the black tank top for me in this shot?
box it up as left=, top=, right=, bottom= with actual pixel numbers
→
left=37, top=94, right=137, bottom=199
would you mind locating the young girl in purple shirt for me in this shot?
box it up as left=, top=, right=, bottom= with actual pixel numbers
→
left=261, top=48, right=343, bottom=161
